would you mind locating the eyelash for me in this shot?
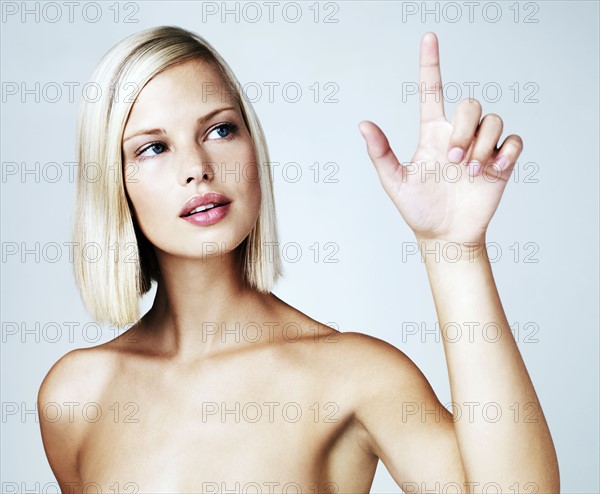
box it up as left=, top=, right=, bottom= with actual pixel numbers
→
left=134, top=122, right=240, bottom=160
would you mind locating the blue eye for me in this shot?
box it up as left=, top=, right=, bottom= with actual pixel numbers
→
left=207, top=122, right=239, bottom=141
left=137, top=142, right=166, bottom=158
left=133, top=122, right=240, bottom=161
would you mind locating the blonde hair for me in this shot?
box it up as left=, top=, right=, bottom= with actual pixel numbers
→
left=73, top=25, right=283, bottom=327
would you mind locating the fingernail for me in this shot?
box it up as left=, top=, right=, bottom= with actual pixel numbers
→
left=448, top=147, right=464, bottom=163
left=495, top=154, right=508, bottom=170
left=467, top=160, right=481, bottom=176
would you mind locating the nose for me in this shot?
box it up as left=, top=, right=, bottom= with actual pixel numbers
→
left=178, top=143, right=216, bottom=185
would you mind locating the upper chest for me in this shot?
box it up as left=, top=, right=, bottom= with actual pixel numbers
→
left=77, top=346, right=364, bottom=490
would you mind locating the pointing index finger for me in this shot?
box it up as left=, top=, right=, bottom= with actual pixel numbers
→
left=419, top=32, right=445, bottom=123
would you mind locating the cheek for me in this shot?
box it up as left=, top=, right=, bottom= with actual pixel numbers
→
left=240, top=163, right=262, bottom=214
left=124, top=174, right=170, bottom=232
left=244, top=161, right=261, bottom=185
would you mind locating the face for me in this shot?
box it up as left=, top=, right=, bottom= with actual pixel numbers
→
left=121, top=59, right=261, bottom=261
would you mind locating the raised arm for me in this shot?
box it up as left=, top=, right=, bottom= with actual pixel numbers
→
left=357, top=32, right=559, bottom=492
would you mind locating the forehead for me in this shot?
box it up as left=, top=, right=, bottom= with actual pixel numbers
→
left=131, top=59, right=235, bottom=110
left=124, top=59, right=238, bottom=133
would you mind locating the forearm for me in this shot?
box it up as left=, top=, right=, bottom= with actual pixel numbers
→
left=419, top=237, right=559, bottom=492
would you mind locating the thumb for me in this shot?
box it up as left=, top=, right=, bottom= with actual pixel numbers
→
left=358, top=120, right=406, bottom=193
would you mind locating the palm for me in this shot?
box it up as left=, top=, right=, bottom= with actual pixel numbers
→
left=400, top=119, right=509, bottom=244
left=360, top=33, right=521, bottom=246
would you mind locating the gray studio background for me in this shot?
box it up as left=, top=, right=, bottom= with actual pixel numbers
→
left=1, top=1, right=598, bottom=492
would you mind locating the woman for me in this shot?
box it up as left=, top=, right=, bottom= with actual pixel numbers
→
left=37, top=26, right=559, bottom=493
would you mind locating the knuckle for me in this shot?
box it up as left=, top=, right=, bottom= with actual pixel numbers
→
left=452, top=131, right=472, bottom=143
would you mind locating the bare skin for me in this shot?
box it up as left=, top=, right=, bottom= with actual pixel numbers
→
left=38, top=32, right=559, bottom=494
left=39, top=294, right=442, bottom=493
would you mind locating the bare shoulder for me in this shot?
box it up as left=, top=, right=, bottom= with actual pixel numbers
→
left=273, top=294, right=427, bottom=387
left=274, top=297, right=405, bottom=358
left=318, top=332, right=433, bottom=401
left=38, top=345, right=120, bottom=406
left=38, top=344, right=121, bottom=434
left=38, top=345, right=121, bottom=486
left=255, top=295, right=432, bottom=398
left=314, top=328, right=419, bottom=368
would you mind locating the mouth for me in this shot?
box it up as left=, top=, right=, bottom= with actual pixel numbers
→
left=179, top=192, right=233, bottom=227
left=181, top=202, right=231, bottom=217
left=179, top=192, right=233, bottom=218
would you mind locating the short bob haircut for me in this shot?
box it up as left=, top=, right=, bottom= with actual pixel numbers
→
left=73, top=25, right=283, bottom=328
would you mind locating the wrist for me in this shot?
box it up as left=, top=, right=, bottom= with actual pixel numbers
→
left=414, top=236, right=488, bottom=265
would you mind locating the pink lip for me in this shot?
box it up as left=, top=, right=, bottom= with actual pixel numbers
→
left=181, top=202, right=231, bottom=226
left=179, top=192, right=232, bottom=227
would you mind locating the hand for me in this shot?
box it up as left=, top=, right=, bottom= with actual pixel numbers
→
left=359, top=32, right=523, bottom=247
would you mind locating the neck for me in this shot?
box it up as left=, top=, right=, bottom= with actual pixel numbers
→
left=141, top=244, right=276, bottom=361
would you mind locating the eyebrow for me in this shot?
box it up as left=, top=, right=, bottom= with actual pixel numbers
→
left=122, top=106, right=238, bottom=143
